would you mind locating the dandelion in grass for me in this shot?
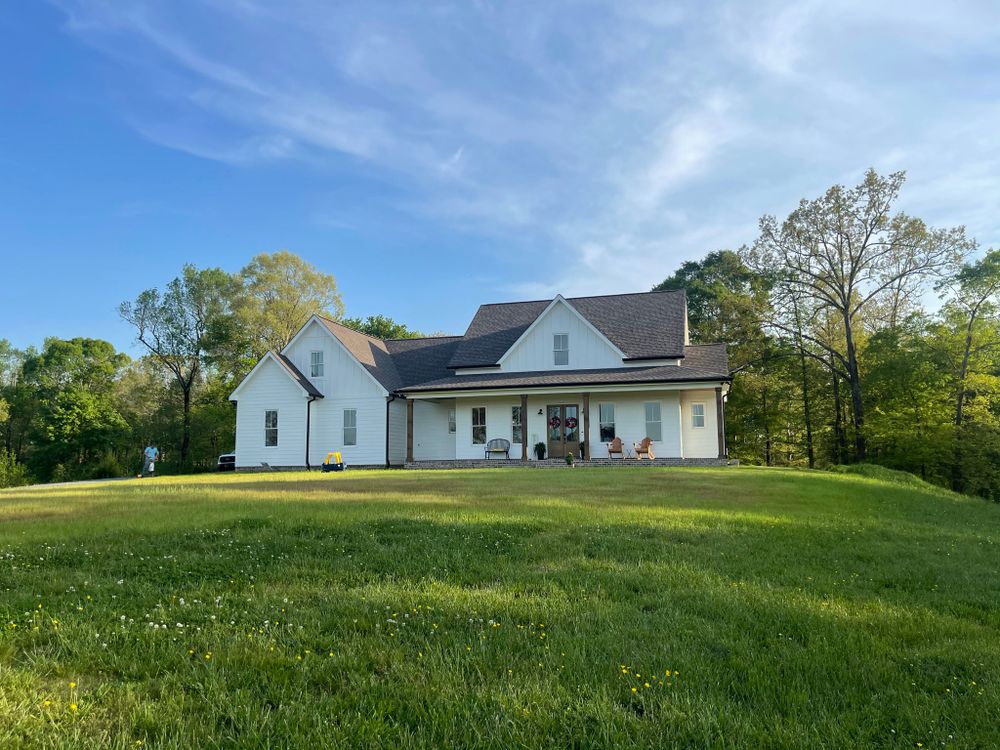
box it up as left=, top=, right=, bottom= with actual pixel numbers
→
left=69, top=703, right=78, bottom=712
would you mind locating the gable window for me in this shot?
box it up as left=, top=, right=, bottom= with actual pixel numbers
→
left=343, top=408, right=357, bottom=446
left=553, top=334, right=569, bottom=366
left=310, top=350, right=324, bottom=378
left=264, top=410, right=278, bottom=447
left=511, top=406, right=523, bottom=444
left=599, top=404, right=616, bottom=442
left=448, top=409, right=456, bottom=434
left=644, top=402, right=662, bottom=442
left=691, top=402, right=706, bottom=428
left=471, top=407, right=487, bottom=444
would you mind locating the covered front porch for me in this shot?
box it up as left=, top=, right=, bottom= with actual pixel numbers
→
left=400, top=383, right=730, bottom=465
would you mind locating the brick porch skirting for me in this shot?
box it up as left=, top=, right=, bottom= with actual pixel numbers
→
left=402, top=458, right=738, bottom=470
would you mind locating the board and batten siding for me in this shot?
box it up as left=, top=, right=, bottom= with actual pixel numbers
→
left=233, top=357, right=309, bottom=468
left=680, top=389, right=720, bottom=458
left=499, top=300, right=623, bottom=373
left=583, top=392, right=682, bottom=458
left=282, top=320, right=391, bottom=467
left=411, top=399, right=457, bottom=461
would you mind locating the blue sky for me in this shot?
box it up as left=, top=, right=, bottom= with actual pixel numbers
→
left=2, top=1, right=999, bottom=353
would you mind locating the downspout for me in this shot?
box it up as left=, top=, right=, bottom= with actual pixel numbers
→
left=385, top=394, right=398, bottom=468
left=305, top=395, right=318, bottom=470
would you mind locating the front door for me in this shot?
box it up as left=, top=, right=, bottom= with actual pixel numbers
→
left=546, top=404, right=580, bottom=459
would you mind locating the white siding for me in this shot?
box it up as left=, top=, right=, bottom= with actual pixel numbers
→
left=680, top=389, right=720, bottom=459
left=233, top=358, right=309, bottom=468
left=411, top=399, right=457, bottom=460
left=583, top=392, right=682, bottom=458
left=309, top=396, right=388, bottom=466
left=499, top=299, right=623, bottom=373
left=453, top=397, right=529, bottom=459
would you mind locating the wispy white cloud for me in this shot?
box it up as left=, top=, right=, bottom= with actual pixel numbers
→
left=49, top=0, right=1000, bottom=302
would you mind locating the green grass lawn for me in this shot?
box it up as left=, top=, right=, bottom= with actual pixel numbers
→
left=1, top=467, right=998, bottom=748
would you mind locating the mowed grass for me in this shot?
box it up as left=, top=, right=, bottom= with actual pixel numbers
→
left=0, top=468, right=998, bottom=749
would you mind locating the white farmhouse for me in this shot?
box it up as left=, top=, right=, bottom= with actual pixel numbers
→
left=229, top=290, right=732, bottom=468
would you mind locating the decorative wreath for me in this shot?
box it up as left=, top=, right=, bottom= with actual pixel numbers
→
left=548, top=416, right=561, bottom=428
left=564, top=417, right=578, bottom=429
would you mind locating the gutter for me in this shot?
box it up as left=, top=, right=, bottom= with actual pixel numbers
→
left=385, top=393, right=398, bottom=468
left=305, top=395, right=319, bottom=470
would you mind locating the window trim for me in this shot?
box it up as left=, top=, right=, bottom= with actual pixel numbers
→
left=511, top=405, right=523, bottom=445
left=264, top=409, right=278, bottom=447
left=644, top=401, right=662, bottom=442
left=471, top=406, right=487, bottom=445
left=309, top=350, right=324, bottom=378
left=598, top=403, right=616, bottom=443
left=691, top=402, right=706, bottom=429
left=343, top=408, right=357, bottom=446
left=553, top=333, right=569, bottom=366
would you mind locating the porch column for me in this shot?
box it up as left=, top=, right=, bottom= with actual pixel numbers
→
left=715, top=386, right=727, bottom=459
left=406, top=398, right=414, bottom=464
left=582, top=392, right=591, bottom=460
left=520, top=394, right=528, bottom=461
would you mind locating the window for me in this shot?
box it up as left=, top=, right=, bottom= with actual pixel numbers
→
left=692, top=402, right=706, bottom=428
left=264, top=410, right=278, bottom=446
left=644, top=402, right=662, bottom=442
left=448, top=409, right=456, bottom=434
left=553, top=333, right=569, bottom=366
left=343, top=408, right=357, bottom=446
left=599, top=403, right=616, bottom=442
left=310, top=350, right=324, bottom=378
left=472, top=407, right=487, bottom=444
left=511, top=406, right=523, bottom=444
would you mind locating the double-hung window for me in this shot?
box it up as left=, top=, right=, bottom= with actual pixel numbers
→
left=511, top=406, right=523, bottom=444
left=691, top=403, right=706, bottom=428
left=553, top=334, right=569, bottom=366
left=343, top=408, right=357, bottom=446
left=264, top=410, right=278, bottom=446
left=448, top=409, right=456, bottom=434
left=644, top=402, right=662, bottom=441
left=599, top=404, right=616, bottom=442
left=472, top=407, right=487, bottom=444
left=310, top=350, right=324, bottom=378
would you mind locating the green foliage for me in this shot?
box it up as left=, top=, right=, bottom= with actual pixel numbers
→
left=238, top=250, right=345, bottom=358
left=0, top=469, right=998, bottom=747
left=0, top=448, right=29, bottom=488
left=341, top=314, right=424, bottom=339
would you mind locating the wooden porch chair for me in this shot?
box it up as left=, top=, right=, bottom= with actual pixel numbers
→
left=633, top=437, right=655, bottom=460
left=607, top=437, right=625, bottom=460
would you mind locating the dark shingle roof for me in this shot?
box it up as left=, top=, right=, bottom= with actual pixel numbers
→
left=313, top=316, right=403, bottom=392
left=400, top=344, right=729, bottom=393
left=274, top=353, right=324, bottom=398
left=384, top=336, right=463, bottom=387
left=447, top=291, right=687, bottom=368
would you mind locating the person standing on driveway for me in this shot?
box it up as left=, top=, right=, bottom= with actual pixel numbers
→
left=141, top=445, right=159, bottom=477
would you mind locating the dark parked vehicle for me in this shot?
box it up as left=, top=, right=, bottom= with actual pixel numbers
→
left=217, top=453, right=236, bottom=472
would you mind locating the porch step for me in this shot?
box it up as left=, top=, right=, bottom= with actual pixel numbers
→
left=403, top=458, right=737, bottom=469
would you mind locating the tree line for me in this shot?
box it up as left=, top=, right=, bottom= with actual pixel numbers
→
left=2, top=169, right=998, bottom=499
left=655, top=169, right=999, bottom=500
left=0, top=251, right=421, bottom=485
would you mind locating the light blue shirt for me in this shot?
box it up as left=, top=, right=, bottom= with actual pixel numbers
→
left=144, top=446, right=159, bottom=461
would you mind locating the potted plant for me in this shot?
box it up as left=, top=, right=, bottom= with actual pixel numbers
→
left=534, top=442, right=546, bottom=460
left=565, top=452, right=575, bottom=467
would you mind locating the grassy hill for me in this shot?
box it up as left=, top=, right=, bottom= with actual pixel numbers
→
left=1, top=467, right=997, bottom=748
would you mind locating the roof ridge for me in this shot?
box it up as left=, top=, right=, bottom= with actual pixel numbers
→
left=385, top=335, right=462, bottom=342
left=314, top=314, right=388, bottom=346
left=472, top=289, right=684, bottom=309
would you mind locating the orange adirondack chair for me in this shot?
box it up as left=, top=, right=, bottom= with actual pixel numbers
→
left=633, top=437, right=655, bottom=460
left=607, top=437, right=624, bottom=460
